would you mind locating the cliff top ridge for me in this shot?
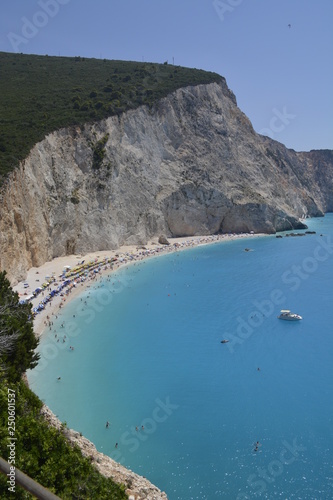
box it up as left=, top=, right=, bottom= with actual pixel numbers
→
left=0, top=51, right=222, bottom=185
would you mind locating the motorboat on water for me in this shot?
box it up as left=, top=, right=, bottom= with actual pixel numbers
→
left=278, top=309, right=302, bottom=321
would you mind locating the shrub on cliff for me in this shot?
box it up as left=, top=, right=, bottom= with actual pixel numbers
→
left=92, top=134, right=109, bottom=169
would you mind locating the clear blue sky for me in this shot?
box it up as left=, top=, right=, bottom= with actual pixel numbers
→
left=1, top=0, right=332, bottom=151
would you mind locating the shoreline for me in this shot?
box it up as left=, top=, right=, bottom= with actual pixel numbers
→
left=13, top=232, right=263, bottom=338
left=14, top=231, right=263, bottom=500
left=40, top=403, right=168, bottom=500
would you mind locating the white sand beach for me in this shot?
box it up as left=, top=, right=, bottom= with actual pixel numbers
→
left=13, top=232, right=262, bottom=338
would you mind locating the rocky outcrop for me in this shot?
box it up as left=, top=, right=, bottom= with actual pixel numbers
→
left=158, top=235, right=170, bottom=245
left=40, top=405, right=168, bottom=500
left=0, top=81, right=332, bottom=283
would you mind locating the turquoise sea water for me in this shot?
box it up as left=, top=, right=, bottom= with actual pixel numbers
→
left=28, top=215, right=333, bottom=499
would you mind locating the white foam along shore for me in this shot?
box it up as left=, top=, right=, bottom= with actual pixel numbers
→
left=13, top=232, right=262, bottom=500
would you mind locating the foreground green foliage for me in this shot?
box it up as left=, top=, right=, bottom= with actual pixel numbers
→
left=0, top=379, right=128, bottom=499
left=0, top=271, right=127, bottom=498
left=0, top=271, right=39, bottom=382
left=0, top=51, right=221, bottom=185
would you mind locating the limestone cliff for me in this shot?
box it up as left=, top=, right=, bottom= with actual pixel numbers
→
left=0, top=81, right=332, bottom=283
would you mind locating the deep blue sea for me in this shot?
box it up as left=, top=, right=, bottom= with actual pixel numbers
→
left=27, top=215, right=333, bottom=499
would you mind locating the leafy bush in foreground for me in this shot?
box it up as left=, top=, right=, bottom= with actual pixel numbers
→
left=0, top=271, right=39, bottom=382
left=0, top=379, right=128, bottom=499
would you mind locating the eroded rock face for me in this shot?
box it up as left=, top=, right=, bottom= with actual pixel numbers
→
left=0, top=81, right=332, bottom=283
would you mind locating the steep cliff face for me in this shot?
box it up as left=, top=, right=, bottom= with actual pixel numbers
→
left=0, top=81, right=332, bottom=283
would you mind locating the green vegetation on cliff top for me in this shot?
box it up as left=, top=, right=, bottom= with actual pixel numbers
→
left=0, top=51, right=221, bottom=185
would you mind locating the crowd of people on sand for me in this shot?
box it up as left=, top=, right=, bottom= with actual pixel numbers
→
left=19, top=232, right=257, bottom=324
left=21, top=257, right=115, bottom=317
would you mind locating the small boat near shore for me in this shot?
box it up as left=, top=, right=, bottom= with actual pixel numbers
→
left=278, top=310, right=302, bottom=321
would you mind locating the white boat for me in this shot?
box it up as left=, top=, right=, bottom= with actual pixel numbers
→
left=278, top=309, right=302, bottom=321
